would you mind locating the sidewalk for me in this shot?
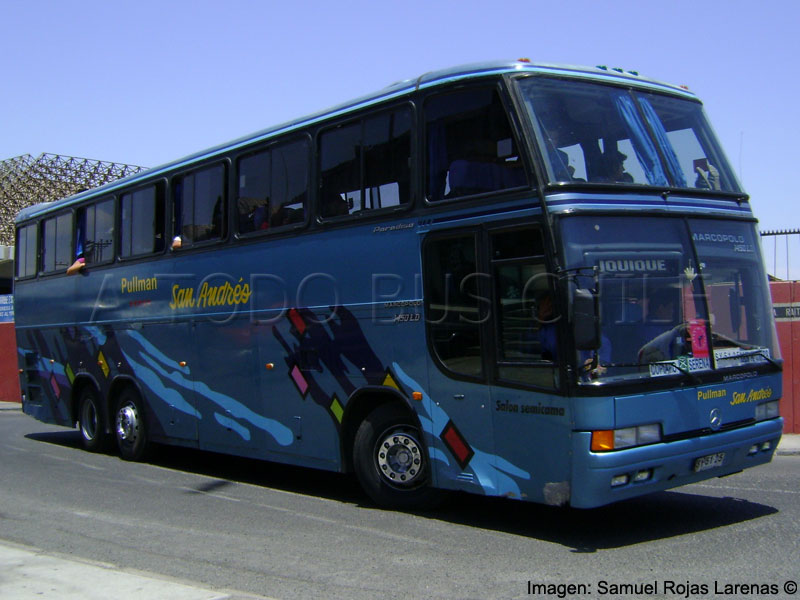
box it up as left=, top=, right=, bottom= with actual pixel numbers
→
left=0, top=541, right=267, bottom=600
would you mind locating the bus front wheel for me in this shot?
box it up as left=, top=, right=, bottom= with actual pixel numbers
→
left=353, top=403, right=442, bottom=510
left=114, top=388, right=150, bottom=461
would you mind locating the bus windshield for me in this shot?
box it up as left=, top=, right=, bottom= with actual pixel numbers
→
left=516, top=77, right=741, bottom=193
left=561, top=216, right=778, bottom=384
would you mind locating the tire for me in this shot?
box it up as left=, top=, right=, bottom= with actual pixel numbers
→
left=78, top=386, right=109, bottom=452
left=114, top=387, right=150, bottom=461
left=353, top=403, right=443, bottom=510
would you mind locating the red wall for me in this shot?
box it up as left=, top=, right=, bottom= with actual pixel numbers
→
left=770, top=281, right=800, bottom=433
left=0, top=323, right=20, bottom=403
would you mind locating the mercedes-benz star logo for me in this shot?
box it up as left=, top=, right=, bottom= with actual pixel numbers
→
left=709, top=408, right=722, bottom=430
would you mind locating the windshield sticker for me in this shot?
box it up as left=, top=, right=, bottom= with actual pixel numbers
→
left=649, top=347, right=771, bottom=377
left=689, top=319, right=709, bottom=359
left=649, top=356, right=710, bottom=377
left=714, top=347, right=772, bottom=366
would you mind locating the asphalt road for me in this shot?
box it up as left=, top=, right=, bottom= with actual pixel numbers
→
left=1, top=405, right=798, bottom=600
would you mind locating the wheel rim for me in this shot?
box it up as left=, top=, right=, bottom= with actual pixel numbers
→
left=375, top=427, right=425, bottom=488
left=80, top=398, right=98, bottom=441
left=116, top=401, right=139, bottom=445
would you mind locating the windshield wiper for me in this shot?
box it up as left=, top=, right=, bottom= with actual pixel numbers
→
left=579, top=359, right=702, bottom=384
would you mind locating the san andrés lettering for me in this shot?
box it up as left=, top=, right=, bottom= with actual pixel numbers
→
left=121, top=275, right=157, bottom=294
left=730, top=387, right=772, bottom=406
left=169, top=279, right=252, bottom=310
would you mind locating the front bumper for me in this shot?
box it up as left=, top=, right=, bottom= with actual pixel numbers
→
left=569, top=417, right=784, bottom=508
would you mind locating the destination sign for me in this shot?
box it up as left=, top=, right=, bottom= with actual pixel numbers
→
left=597, top=257, right=680, bottom=276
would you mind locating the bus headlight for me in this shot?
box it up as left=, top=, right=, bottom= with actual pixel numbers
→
left=591, top=424, right=661, bottom=451
left=755, top=400, right=780, bottom=421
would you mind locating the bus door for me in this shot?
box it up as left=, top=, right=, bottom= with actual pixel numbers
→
left=424, top=231, right=497, bottom=494
left=485, top=225, right=572, bottom=505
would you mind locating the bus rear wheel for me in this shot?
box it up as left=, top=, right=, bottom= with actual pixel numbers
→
left=114, top=388, right=150, bottom=461
left=353, top=403, right=442, bottom=510
left=78, top=386, right=109, bottom=452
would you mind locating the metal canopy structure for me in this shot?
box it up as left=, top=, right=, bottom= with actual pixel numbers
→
left=0, top=153, right=146, bottom=246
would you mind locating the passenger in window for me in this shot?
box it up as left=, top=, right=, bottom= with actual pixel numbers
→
left=322, top=192, right=350, bottom=218
left=238, top=197, right=270, bottom=233
left=210, top=197, right=223, bottom=239
left=638, top=288, right=685, bottom=362
left=66, top=255, right=85, bottom=275
left=67, top=214, right=86, bottom=275
left=604, top=150, right=633, bottom=183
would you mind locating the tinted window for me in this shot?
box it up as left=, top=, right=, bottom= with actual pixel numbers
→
left=41, top=213, right=73, bottom=273
left=16, top=224, right=38, bottom=278
left=425, top=234, right=484, bottom=378
left=78, top=198, right=115, bottom=264
left=491, top=227, right=556, bottom=388
left=237, top=138, right=308, bottom=233
left=121, top=185, right=166, bottom=257
left=517, top=77, right=741, bottom=192
left=426, top=87, right=526, bottom=201
left=174, top=164, right=225, bottom=245
left=319, top=106, right=411, bottom=218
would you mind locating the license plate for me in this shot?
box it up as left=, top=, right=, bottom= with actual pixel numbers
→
left=694, top=452, right=725, bottom=472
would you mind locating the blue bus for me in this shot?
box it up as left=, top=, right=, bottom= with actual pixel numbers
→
left=14, top=60, right=783, bottom=509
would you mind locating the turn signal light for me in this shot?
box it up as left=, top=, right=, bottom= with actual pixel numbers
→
left=591, top=424, right=661, bottom=452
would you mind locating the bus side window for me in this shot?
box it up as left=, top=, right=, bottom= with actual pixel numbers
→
left=77, top=198, right=115, bottom=265
left=120, top=185, right=166, bottom=258
left=237, top=138, right=308, bottom=234
left=41, top=212, right=73, bottom=274
left=173, top=164, right=225, bottom=247
left=15, top=223, right=38, bottom=278
left=319, top=106, right=411, bottom=219
left=491, top=228, right=556, bottom=388
left=424, top=234, right=484, bottom=378
left=425, top=86, right=528, bottom=201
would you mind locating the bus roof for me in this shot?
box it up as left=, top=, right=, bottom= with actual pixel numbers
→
left=16, top=59, right=697, bottom=222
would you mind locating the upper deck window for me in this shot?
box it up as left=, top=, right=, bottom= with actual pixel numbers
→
left=15, top=223, right=38, bottom=278
left=517, top=77, right=741, bottom=193
left=120, top=184, right=166, bottom=258
left=425, top=86, right=527, bottom=201
left=77, top=198, right=115, bottom=264
left=41, top=213, right=73, bottom=273
left=237, top=138, right=308, bottom=234
left=319, top=106, right=412, bottom=218
left=173, top=164, right=225, bottom=246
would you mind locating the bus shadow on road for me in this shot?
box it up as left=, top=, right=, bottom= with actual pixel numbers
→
left=26, top=429, right=777, bottom=550
left=425, top=488, right=778, bottom=551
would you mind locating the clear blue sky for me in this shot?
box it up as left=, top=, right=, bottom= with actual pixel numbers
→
left=2, top=0, right=799, bottom=276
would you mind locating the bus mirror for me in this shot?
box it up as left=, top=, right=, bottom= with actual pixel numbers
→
left=572, top=288, right=601, bottom=351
